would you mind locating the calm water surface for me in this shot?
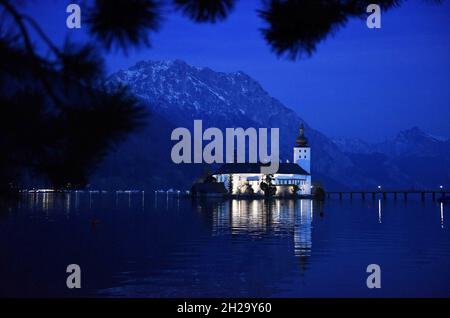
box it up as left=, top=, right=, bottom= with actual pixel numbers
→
left=0, top=192, right=449, bottom=297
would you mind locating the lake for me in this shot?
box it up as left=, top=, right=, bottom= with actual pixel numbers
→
left=0, top=192, right=449, bottom=297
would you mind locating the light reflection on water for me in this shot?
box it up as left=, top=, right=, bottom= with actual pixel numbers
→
left=378, top=199, right=382, bottom=224
left=210, top=199, right=315, bottom=258
left=0, top=192, right=449, bottom=297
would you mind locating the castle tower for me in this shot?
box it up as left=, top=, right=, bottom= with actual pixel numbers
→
left=293, top=123, right=310, bottom=173
left=293, top=123, right=311, bottom=195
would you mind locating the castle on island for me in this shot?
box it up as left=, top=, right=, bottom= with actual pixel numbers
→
left=192, top=124, right=312, bottom=197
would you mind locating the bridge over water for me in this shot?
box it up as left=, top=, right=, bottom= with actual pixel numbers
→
left=326, top=189, right=449, bottom=201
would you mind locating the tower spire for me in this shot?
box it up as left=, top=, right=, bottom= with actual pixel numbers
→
left=296, top=122, right=308, bottom=147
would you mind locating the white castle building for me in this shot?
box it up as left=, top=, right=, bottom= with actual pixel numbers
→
left=212, top=123, right=312, bottom=197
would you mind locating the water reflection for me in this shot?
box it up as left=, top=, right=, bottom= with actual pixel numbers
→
left=295, top=200, right=313, bottom=258
left=3, top=193, right=450, bottom=297
left=378, top=199, right=382, bottom=224
left=65, top=193, right=71, bottom=218
left=209, top=199, right=318, bottom=260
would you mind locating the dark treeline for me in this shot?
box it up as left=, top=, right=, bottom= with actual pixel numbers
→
left=0, top=0, right=437, bottom=196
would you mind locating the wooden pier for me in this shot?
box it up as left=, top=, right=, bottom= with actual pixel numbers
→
left=326, top=190, right=449, bottom=201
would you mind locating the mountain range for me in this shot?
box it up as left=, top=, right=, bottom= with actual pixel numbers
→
left=333, top=127, right=450, bottom=158
left=333, top=127, right=450, bottom=189
left=91, top=60, right=450, bottom=191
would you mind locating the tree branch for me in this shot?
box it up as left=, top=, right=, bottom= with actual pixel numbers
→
left=0, top=0, right=63, bottom=107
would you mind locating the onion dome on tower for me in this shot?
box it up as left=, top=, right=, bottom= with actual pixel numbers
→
left=295, top=122, right=309, bottom=147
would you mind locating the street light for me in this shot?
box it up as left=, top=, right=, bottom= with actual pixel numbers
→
left=440, top=185, right=444, bottom=190
left=377, top=185, right=382, bottom=190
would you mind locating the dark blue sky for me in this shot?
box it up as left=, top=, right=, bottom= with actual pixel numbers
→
left=25, top=0, right=450, bottom=142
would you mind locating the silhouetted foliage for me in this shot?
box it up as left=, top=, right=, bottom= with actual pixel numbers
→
left=260, top=174, right=277, bottom=197
left=87, top=0, right=430, bottom=59
left=0, top=0, right=147, bottom=193
left=312, top=185, right=326, bottom=201
left=204, top=175, right=217, bottom=183
left=36, top=88, right=146, bottom=188
left=174, top=0, right=236, bottom=22
left=59, top=42, right=104, bottom=86
left=87, top=0, right=161, bottom=50
left=259, top=0, right=402, bottom=59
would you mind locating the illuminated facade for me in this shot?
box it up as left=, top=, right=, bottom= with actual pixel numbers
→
left=212, top=124, right=312, bottom=197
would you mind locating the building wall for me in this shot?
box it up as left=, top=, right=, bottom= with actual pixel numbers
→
left=294, top=146, right=311, bottom=195
left=212, top=136, right=313, bottom=196
left=294, top=146, right=311, bottom=174
left=214, top=173, right=310, bottom=196
left=215, top=173, right=264, bottom=195
left=304, top=175, right=312, bottom=195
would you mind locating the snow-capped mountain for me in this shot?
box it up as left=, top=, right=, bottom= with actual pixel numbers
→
left=109, top=60, right=281, bottom=126
left=108, top=59, right=310, bottom=136
left=92, top=60, right=449, bottom=190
